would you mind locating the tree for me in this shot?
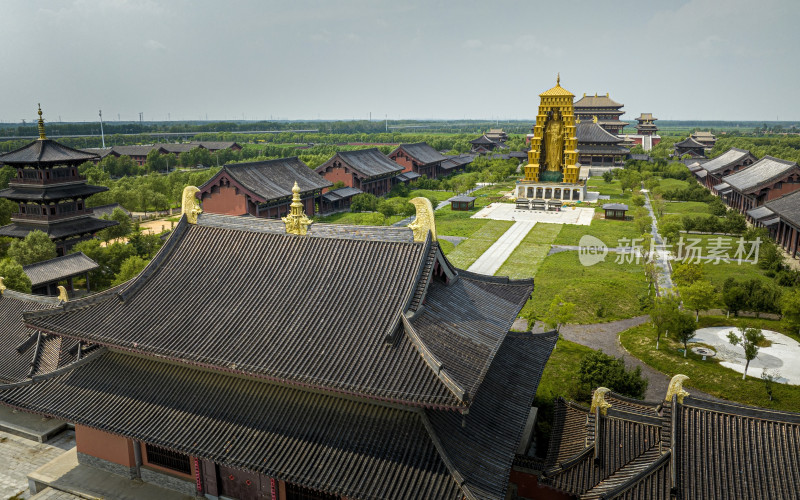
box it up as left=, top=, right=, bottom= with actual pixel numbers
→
left=658, top=215, right=683, bottom=243
left=112, top=255, right=148, bottom=286
left=602, top=170, right=614, bottom=183
left=672, top=261, right=704, bottom=286
left=350, top=193, right=378, bottom=212
left=0, top=258, right=31, bottom=293
left=672, top=310, right=696, bottom=357
left=781, top=289, right=800, bottom=334
left=722, top=279, right=748, bottom=317
left=727, top=326, right=765, bottom=380
left=542, top=295, right=576, bottom=333
left=680, top=280, right=717, bottom=321
left=7, top=230, right=57, bottom=266
left=578, top=350, right=648, bottom=400
left=649, top=295, right=680, bottom=350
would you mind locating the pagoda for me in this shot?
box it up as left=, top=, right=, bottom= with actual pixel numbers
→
left=574, top=92, right=627, bottom=134
left=517, top=75, right=586, bottom=202
left=636, top=113, right=659, bottom=136
left=0, top=106, right=116, bottom=255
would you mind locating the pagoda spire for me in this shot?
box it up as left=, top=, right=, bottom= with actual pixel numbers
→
left=282, top=181, right=312, bottom=235
left=37, top=104, right=47, bottom=140
left=557, top=73, right=560, bottom=86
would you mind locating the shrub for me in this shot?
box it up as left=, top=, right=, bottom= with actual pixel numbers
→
left=350, top=193, right=378, bottom=212
left=578, top=350, right=648, bottom=399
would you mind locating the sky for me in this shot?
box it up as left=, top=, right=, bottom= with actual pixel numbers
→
left=1, top=0, right=798, bottom=123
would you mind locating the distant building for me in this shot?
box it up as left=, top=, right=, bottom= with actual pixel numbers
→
left=440, top=154, right=474, bottom=175
left=756, top=190, right=800, bottom=259
left=470, top=134, right=507, bottom=153
left=83, top=141, right=241, bottom=166
left=188, top=141, right=242, bottom=152
left=0, top=106, right=117, bottom=255
left=485, top=128, right=508, bottom=143
left=576, top=120, right=628, bottom=166
left=635, top=113, right=658, bottom=136
left=673, top=136, right=708, bottom=158
left=198, top=157, right=331, bottom=218
left=691, top=130, right=717, bottom=148
left=573, top=93, right=627, bottom=134
left=389, top=142, right=447, bottom=179
left=315, top=148, right=402, bottom=197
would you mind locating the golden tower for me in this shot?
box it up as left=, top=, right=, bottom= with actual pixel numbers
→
left=523, top=75, right=580, bottom=184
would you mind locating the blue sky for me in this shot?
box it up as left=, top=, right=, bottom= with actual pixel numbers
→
left=1, top=0, right=797, bottom=122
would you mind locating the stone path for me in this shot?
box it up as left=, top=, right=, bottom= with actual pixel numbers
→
left=0, top=430, right=75, bottom=499
left=535, top=316, right=717, bottom=402
left=643, top=190, right=675, bottom=294
left=467, top=221, right=537, bottom=275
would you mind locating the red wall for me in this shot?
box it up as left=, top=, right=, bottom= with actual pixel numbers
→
left=201, top=185, right=248, bottom=216
left=390, top=152, right=415, bottom=174
left=75, top=424, right=136, bottom=468
left=319, top=164, right=355, bottom=191
left=765, top=178, right=800, bottom=202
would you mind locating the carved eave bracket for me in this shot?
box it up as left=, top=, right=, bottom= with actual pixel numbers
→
left=407, top=197, right=437, bottom=243
left=590, top=387, right=612, bottom=416
left=182, top=186, right=202, bottom=224
left=666, top=374, right=690, bottom=404
left=282, top=181, right=312, bottom=235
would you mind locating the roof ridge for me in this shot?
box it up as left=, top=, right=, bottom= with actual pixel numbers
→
left=418, top=411, right=475, bottom=500
left=580, top=446, right=667, bottom=499
left=682, top=395, right=800, bottom=423
left=401, top=314, right=467, bottom=403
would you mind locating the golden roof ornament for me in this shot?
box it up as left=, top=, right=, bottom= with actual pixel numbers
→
left=282, top=181, right=312, bottom=235
left=37, top=104, right=47, bottom=140
left=57, top=285, right=68, bottom=303
left=593, top=115, right=598, bottom=124
left=666, top=374, right=690, bottom=404
left=181, top=186, right=202, bottom=224
left=556, top=73, right=560, bottom=86
left=407, top=197, right=437, bottom=243
left=0, top=277, right=6, bottom=295
left=590, top=387, right=612, bottom=415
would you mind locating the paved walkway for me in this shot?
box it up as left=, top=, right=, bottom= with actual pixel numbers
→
left=467, top=221, right=537, bottom=275
left=540, top=316, right=718, bottom=402
left=643, top=190, right=675, bottom=294
left=0, top=430, right=75, bottom=499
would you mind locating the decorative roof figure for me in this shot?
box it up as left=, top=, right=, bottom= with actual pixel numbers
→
left=282, top=181, right=312, bottom=235
left=407, top=197, right=437, bottom=243
left=37, top=104, right=46, bottom=140
left=181, top=186, right=202, bottom=224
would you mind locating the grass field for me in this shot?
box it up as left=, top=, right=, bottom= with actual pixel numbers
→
left=446, top=220, right=514, bottom=269
left=661, top=201, right=711, bottom=217
left=438, top=238, right=455, bottom=255
left=587, top=177, right=625, bottom=196
left=435, top=207, right=491, bottom=238
left=554, top=217, right=642, bottom=247
left=653, top=178, right=692, bottom=194
left=619, top=322, right=800, bottom=412
left=495, top=223, right=562, bottom=279
left=535, top=337, right=596, bottom=403
left=672, top=233, right=750, bottom=259
left=408, top=189, right=455, bottom=203
left=521, top=251, right=648, bottom=323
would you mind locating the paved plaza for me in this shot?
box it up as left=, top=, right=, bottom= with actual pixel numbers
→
left=471, top=202, right=595, bottom=225
left=0, top=429, right=75, bottom=499
left=467, top=221, right=537, bottom=275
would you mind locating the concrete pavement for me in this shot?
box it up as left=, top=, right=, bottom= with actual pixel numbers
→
left=467, top=221, right=537, bottom=275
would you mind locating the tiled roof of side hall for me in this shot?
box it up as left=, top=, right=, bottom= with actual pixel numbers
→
left=0, top=139, right=99, bottom=165
left=204, top=157, right=332, bottom=202
left=0, top=217, right=118, bottom=240
left=23, top=213, right=534, bottom=409
left=765, top=189, right=800, bottom=227
left=23, top=252, right=99, bottom=287
left=576, top=121, right=623, bottom=144
left=722, top=155, right=799, bottom=193
left=315, top=148, right=403, bottom=179
left=391, top=142, right=447, bottom=165
left=0, top=290, right=61, bottom=383
left=574, top=94, right=623, bottom=108
left=700, top=147, right=755, bottom=174
left=674, top=137, right=706, bottom=148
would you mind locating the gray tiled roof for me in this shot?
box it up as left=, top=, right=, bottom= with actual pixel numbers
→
left=393, top=143, right=446, bottom=165
left=0, top=217, right=117, bottom=240
left=722, top=155, right=799, bottom=193
left=574, top=94, right=623, bottom=108
left=396, top=171, right=422, bottom=182
left=674, top=137, right=706, bottom=148
left=91, top=203, right=131, bottom=219
left=209, top=157, right=332, bottom=202
left=0, top=139, right=99, bottom=165
left=746, top=205, right=774, bottom=220
left=701, top=148, right=754, bottom=174
left=765, top=189, right=800, bottom=227
left=448, top=195, right=476, bottom=202
left=441, top=155, right=475, bottom=171
left=188, top=141, right=240, bottom=151
left=603, top=203, right=629, bottom=210
left=23, top=252, right=99, bottom=287
left=0, top=184, right=108, bottom=201
left=316, top=148, right=402, bottom=179
left=0, top=290, right=60, bottom=383
left=321, top=186, right=362, bottom=203
left=576, top=122, right=622, bottom=144
left=23, top=215, right=534, bottom=409
left=108, top=145, right=162, bottom=157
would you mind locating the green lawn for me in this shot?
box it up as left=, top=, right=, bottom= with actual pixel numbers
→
left=408, top=189, right=455, bottom=204
left=653, top=178, right=692, bottom=194
left=587, top=178, right=625, bottom=197
left=446, top=220, right=514, bottom=269
left=435, top=206, right=492, bottom=238
left=661, top=201, right=711, bottom=217
left=496, top=223, right=562, bottom=279
left=536, top=337, right=596, bottom=404
left=522, top=251, right=648, bottom=323
left=689, top=260, right=772, bottom=289
left=437, top=238, right=455, bottom=255
left=554, top=217, right=642, bottom=247
left=673, top=233, right=748, bottom=259
left=619, top=322, right=800, bottom=412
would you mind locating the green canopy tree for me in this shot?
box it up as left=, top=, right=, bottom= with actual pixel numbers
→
left=0, top=258, right=32, bottom=293
left=680, top=280, right=717, bottom=321
left=112, top=255, right=149, bottom=286
left=781, top=289, right=800, bottom=335
left=727, top=326, right=765, bottom=380
left=543, top=295, right=576, bottom=333
left=578, top=350, right=648, bottom=400
left=672, top=310, right=696, bottom=357
left=7, top=230, right=57, bottom=266
left=649, top=294, right=680, bottom=350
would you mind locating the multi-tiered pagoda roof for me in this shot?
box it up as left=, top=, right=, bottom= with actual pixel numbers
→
left=0, top=106, right=116, bottom=254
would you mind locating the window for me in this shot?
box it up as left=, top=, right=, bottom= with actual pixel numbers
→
left=144, top=443, right=192, bottom=475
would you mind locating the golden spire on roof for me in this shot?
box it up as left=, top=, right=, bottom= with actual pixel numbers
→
left=556, top=73, right=560, bottom=86
left=282, top=181, right=312, bottom=235
left=593, top=115, right=598, bottom=124
left=37, top=104, right=47, bottom=140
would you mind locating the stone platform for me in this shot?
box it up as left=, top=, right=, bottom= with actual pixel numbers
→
left=0, top=406, right=67, bottom=443
left=471, top=202, right=594, bottom=225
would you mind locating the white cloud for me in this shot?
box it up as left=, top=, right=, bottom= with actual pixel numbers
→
left=144, top=39, right=166, bottom=51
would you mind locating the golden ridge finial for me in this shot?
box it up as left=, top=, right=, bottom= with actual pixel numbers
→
left=590, top=387, right=612, bottom=416
left=666, top=374, right=690, bottom=404
left=593, top=115, right=598, bottom=124
left=0, top=277, right=6, bottom=295
left=57, top=285, right=68, bottom=302
left=181, top=185, right=202, bottom=224
left=556, top=73, right=560, bottom=86
left=282, top=181, right=312, bottom=235
left=407, top=197, right=437, bottom=243
left=37, top=104, right=47, bottom=140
